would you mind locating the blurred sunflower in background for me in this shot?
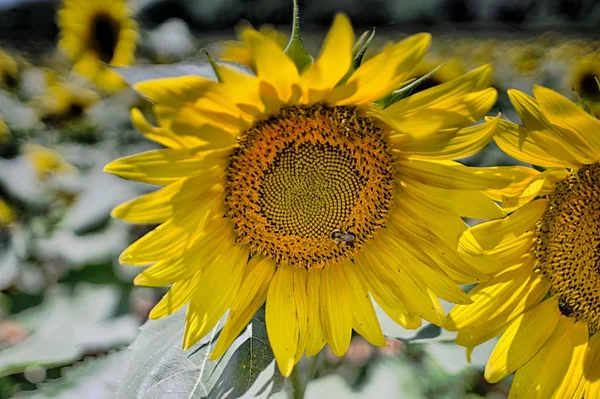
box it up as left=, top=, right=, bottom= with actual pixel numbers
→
left=447, top=86, right=600, bottom=398
left=57, top=0, right=138, bottom=93
left=0, top=49, right=20, bottom=91
left=570, top=51, right=600, bottom=103
left=31, top=73, right=99, bottom=124
left=105, top=13, right=525, bottom=376
left=0, top=115, right=8, bottom=142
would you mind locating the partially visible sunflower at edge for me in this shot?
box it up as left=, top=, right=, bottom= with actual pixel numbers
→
left=57, top=0, right=138, bottom=93
left=105, top=14, right=527, bottom=376
left=447, top=86, right=600, bottom=398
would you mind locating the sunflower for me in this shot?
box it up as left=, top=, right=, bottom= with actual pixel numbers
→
left=106, top=14, right=515, bottom=376
left=0, top=49, right=20, bottom=91
left=0, top=198, right=14, bottom=226
left=22, top=143, right=75, bottom=180
left=57, top=0, right=138, bottom=93
left=0, top=115, right=8, bottom=142
left=447, top=85, right=600, bottom=397
left=570, top=52, right=600, bottom=102
left=32, top=75, right=99, bottom=123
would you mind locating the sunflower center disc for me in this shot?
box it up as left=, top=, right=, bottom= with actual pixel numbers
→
left=226, top=105, right=395, bottom=269
left=536, top=163, right=600, bottom=333
left=90, top=13, right=121, bottom=63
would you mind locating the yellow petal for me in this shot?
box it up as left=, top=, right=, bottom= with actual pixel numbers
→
left=455, top=320, right=511, bottom=351
left=554, top=321, right=588, bottom=399
left=447, top=261, right=548, bottom=331
left=584, top=333, right=600, bottom=399
left=398, top=158, right=517, bottom=191
left=266, top=266, right=300, bottom=377
left=300, top=14, right=354, bottom=103
left=343, top=262, right=386, bottom=347
left=183, top=244, right=249, bottom=349
left=508, top=89, right=592, bottom=165
left=485, top=168, right=568, bottom=213
left=460, top=199, right=548, bottom=252
left=211, top=256, right=276, bottom=359
left=493, top=118, right=577, bottom=169
left=149, top=273, right=201, bottom=319
left=306, top=269, right=326, bottom=356
left=131, top=107, right=197, bottom=149
left=533, top=85, right=600, bottom=159
left=400, top=175, right=504, bottom=219
left=509, top=317, right=588, bottom=399
left=388, top=64, right=493, bottom=114
left=293, top=268, right=308, bottom=364
left=382, top=88, right=497, bottom=137
left=363, top=240, right=445, bottom=326
left=354, top=252, right=422, bottom=329
left=133, top=76, right=213, bottom=104
left=378, top=226, right=472, bottom=305
left=394, top=112, right=499, bottom=160
left=245, top=30, right=299, bottom=103
left=332, top=33, right=431, bottom=105
left=319, top=264, right=352, bottom=357
left=134, top=219, right=236, bottom=287
left=485, top=297, right=560, bottom=383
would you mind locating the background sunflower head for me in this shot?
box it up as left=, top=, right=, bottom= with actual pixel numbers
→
left=57, top=0, right=138, bottom=93
left=448, top=85, right=600, bottom=398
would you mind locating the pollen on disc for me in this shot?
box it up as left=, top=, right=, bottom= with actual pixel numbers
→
left=536, top=163, right=600, bottom=333
left=226, top=105, right=395, bottom=269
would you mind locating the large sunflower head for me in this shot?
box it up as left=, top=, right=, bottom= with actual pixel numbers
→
left=447, top=85, right=600, bottom=397
left=106, top=13, right=513, bottom=376
left=57, top=0, right=138, bottom=93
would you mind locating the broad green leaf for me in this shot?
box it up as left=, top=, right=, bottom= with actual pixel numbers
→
left=14, top=351, right=130, bottom=398
left=0, top=284, right=139, bottom=378
left=283, top=0, right=313, bottom=72
left=115, top=307, right=288, bottom=399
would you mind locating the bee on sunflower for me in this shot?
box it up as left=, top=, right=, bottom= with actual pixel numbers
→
left=447, top=85, right=600, bottom=398
left=105, top=11, right=526, bottom=376
left=57, top=0, right=138, bottom=93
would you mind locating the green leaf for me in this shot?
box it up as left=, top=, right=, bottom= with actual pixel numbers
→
left=14, top=351, right=130, bottom=398
left=378, top=63, right=445, bottom=108
left=115, top=307, right=288, bottom=399
left=352, top=29, right=375, bottom=70
left=0, top=284, right=139, bottom=378
left=283, top=0, right=313, bottom=72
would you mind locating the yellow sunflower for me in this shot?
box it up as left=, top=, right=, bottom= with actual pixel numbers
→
left=22, top=143, right=75, bottom=180
left=106, top=14, right=516, bottom=376
left=0, top=198, right=14, bottom=226
left=0, top=115, right=8, bottom=142
left=57, top=0, right=138, bottom=93
left=0, top=49, right=19, bottom=90
left=32, top=74, right=99, bottom=123
left=447, top=85, right=600, bottom=398
left=570, top=52, right=600, bottom=102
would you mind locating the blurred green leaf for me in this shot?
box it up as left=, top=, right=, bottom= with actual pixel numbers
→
left=0, top=284, right=139, bottom=377
left=14, top=351, right=130, bottom=398
left=116, top=307, right=287, bottom=399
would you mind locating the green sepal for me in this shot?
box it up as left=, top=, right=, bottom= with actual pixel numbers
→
left=571, top=86, right=595, bottom=116
left=352, top=28, right=375, bottom=70
left=377, top=63, right=445, bottom=109
left=284, top=0, right=313, bottom=72
left=202, top=49, right=223, bottom=82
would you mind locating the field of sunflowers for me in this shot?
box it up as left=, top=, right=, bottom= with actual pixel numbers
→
left=1, top=0, right=600, bottom=398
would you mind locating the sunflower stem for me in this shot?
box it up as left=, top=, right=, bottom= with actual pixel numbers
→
left=291, top=363, right=306, bottom=399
